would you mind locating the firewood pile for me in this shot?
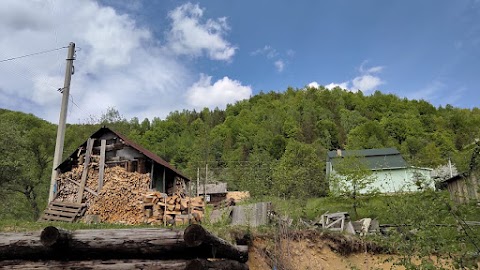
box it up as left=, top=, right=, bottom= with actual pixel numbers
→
left=85, top=166, right=151, bottom=224
left=55, top=163, right=100, bottom=208
left=55, top=162, right=204, bottom=225
left=142, top=191, right=205, bottom=226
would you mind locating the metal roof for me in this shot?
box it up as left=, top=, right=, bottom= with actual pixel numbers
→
left=327, top=148, right=408, bottom=170
left=57, top=126, right=191, bottom=181
left=199, top=182, right=228, bottom=194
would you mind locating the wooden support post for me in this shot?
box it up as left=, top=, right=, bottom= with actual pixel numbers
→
left=98, top=139, right=106, bottom=192
left=150, top=162, right=154, bottom=189
left=162, top=167, right=166, bottom=194
left=77, top=138, right=94, bottom=203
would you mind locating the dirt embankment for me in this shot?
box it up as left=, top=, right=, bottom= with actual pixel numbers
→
left=247, top=230, right=457, bottom=270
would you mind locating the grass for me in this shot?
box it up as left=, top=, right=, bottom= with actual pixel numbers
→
left=2, top=191, right=480, bottom=254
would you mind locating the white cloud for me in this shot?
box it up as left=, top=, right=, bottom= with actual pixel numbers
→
left=351, top=75, right=383, bottom=92
left=307, top=81, right=320, bottom=88
left=274, top=60, right=285, bottom=72
left=325, top=82, right=350, bottom=90
left=167, top=3, right=236, bottom=61
left=186, top=74, right=252, bottom=109
left=365, top=66, right=384, bottom=73
left=0, top=1, right=240, bottom=123
left=251, top=45, right=278, bottom=59
left=251, top=45, right=290, bottom=72
left=308, top=61, right=384, bottom=93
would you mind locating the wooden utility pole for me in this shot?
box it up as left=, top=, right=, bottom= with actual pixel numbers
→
left=196, top=167, right=200, bottom=197
left=48, top=42, right=75, bottom=203
left=204, top=163, right=207, bottom=201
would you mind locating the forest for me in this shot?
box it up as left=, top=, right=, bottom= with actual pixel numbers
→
left=1, top=86, right=480, bottom=220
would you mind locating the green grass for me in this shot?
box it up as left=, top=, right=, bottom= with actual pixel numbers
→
left=0, top=219, right=162, bottom=232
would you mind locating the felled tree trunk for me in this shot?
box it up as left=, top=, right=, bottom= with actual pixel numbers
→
left=1, top=226, right=185, bottom=260
left=184, top=224, right=249, bottom=263
left=0, top=259, right=248, bottom=270
left=0, top=226, right=248, bottom=262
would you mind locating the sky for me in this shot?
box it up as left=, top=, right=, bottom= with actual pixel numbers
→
left=0, top=0, right=479, bottom=123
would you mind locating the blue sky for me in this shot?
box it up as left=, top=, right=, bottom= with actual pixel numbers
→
left=0, top=1, right=479, bottom=123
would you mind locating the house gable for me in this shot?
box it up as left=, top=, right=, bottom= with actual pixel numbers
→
left=56, top=126, right=190, bottom=194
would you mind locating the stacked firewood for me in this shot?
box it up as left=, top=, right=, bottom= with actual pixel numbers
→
left=86, top=167, right=151, bottom=224
left=55, top=163, right=100, bottom=208
left=55, top=164, right=151, bottom=225
left=143, top=191, right=205, bottom=226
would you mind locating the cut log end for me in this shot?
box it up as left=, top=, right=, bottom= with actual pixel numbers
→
left=184, top=224, right=207, bottom=247
left=40, top=226, right=60, bottom=247
left=40, top=226, right=69, bottom=248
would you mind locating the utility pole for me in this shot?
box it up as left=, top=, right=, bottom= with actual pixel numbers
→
left=48, top=42, right=76, bottom=203
left=196, top=167, right=200, bottom=197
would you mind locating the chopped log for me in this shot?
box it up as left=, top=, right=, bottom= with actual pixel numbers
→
left=183, top=224, right=249, bottom=263
left=68, top=178, right=98, bottom=196
left=0, top=259, right=188, bottom=270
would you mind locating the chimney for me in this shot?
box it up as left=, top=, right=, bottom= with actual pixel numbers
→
left=337, top=149, right=342, bottom=157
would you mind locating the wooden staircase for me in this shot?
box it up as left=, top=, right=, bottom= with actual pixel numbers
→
left=39, top=201, right=86, bottom=222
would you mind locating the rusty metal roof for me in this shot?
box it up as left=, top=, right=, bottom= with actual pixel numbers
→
left=57, top=126, right=191, bottom=181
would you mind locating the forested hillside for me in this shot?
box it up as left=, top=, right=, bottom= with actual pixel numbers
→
left=2, top=86, right=480, bottom=220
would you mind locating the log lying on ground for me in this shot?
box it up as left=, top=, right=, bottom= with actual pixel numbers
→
left=1, top=227, right=185, bottom=260
left=184, top=224, right=249, bottom=263
left=185, top=259, right=249, bottom=270
left=0, top=226, right=248, bottom=262
left=0, top=259, right=187, bottom=270
left=0, top=259, right=248, bottom=270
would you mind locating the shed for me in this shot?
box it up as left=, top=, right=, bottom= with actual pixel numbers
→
left=199, top=182, right=228, bottom=204
left=56, top=126, right=190, bottom=195
left=442, top=172, right=480, bottom=204
left=327, top=148, right=434, bottom=193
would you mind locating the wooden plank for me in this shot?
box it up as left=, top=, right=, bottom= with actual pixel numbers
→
left=43, top=209, right=77, bottom=218
left=98, top=139, right=106, bottom=192
left=68, top=178, right=98, bottom=196
left=40, top=215, right=74, bottom=222
left=77, top=138, right=94, bottom=203
left=49, top=206, right=81, bottom=213
left=51, top=201, right=84, bottom=208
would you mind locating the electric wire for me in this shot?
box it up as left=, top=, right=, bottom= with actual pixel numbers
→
left=0, top=46, right=68, bottom=63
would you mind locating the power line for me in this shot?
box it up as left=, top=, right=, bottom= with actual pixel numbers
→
left=0, top=46, right=68, bottom=64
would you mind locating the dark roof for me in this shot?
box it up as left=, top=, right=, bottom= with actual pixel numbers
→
left=441, top=172, right=468, bottom=184
left=327, top=148, right=408, bottom=170
left=57, top=126, right=190, bottom=181
left=200, top=182, right=228, bottom=194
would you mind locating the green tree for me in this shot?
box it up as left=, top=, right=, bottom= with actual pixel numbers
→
left=0, top=113, right=55, bottom=220
left=272, top=140, right=326, bottom=198
left=329, top=155, right=376, bottom=218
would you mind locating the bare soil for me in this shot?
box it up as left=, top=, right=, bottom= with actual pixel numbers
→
left=247, top=231, right=458, bottom=270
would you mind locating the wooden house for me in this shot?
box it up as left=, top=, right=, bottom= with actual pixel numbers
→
left=56, top=126, right=191, bottom=195
left=442, top=172, right=480, bottom=204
